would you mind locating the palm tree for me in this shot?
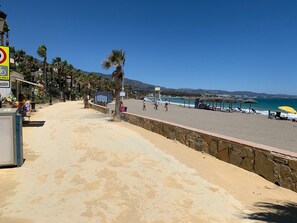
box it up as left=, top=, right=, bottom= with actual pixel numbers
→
left=102, top=49, right=126, bottom=121
left=37, top=45, right=47, bottom=88
left=52, top=57, right=62, bottom=91
left=64, top=63, right=74, bottom=100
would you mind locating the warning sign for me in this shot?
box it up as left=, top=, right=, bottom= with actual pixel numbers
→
left=0, top=46, right=9, bottom=81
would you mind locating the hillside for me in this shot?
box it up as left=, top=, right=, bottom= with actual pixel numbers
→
left=92, top=72, right=297, bottom=99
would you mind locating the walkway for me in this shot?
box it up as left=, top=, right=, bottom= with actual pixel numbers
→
left=1, top=101, right=297, bottom=222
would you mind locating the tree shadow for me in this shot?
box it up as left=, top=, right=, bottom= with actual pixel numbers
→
left=246, top=202, right=297, bottom=223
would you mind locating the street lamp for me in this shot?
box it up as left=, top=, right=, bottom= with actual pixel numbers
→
left=0, top=11, right=7, bottom=32
left=31, top=69, right=43, bottom=111
left=66, top=76, right=71, bottom=101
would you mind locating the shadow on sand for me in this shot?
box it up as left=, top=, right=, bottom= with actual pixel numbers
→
left=246, top=202, right=297, bottom=223
left=23, top=121, right=45, bottom=127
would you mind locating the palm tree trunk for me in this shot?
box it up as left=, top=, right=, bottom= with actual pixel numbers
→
left=113, top=79, right=122, bottom=121
left=70, top=75, right=73, bottom=101
left=44, top=59, right=47, bottom=89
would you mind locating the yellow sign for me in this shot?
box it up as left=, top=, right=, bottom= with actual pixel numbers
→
left=0, top=46, right=10, bottom=81
left=155, top=87, right=160, bottom=91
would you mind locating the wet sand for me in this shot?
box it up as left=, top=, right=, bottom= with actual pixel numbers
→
left=1, top=101, right=297, bottom=222
left=121, top=99, right=297, bottom=152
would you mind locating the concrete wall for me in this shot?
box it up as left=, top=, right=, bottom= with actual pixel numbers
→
left=122, top=112, right=297, bottom=193
left=89, top=102, right=110, bottom=114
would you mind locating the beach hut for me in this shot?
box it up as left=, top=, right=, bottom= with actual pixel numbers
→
left=244, top=99, right=257, bottom=113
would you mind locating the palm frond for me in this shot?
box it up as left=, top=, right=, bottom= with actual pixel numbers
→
left=37, top=44, right=47, bottom=58
left=102, top=60, right=111, bottom=70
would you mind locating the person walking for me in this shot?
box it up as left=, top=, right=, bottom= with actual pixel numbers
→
left=154, top=101, right=158, bottom=110
left=164, top=100, right=168, bottom=111
left=143, top=99, right=146, bottom=111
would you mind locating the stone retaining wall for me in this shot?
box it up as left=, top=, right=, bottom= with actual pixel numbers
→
left=89, top=102, right=110, bottom=114
left=122, top=112, right=297, bottom=192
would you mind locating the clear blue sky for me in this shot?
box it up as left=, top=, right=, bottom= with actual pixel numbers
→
left=2, top=0, right=297, bottom=95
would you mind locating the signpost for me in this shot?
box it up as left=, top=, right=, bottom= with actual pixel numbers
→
left=0, top=46, right=9, bottom=88
left=155, top=87, right=161, bottom=99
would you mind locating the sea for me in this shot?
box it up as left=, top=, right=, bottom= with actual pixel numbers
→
left=145, top=97, right=297, bottom=118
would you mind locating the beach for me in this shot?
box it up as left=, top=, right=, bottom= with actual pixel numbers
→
left=1, top=101, right=297, bottom=222
left=120, top=99, right=297, bottom=152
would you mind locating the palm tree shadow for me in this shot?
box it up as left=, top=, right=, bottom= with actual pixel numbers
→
left=246, top=202, right=297, bottom=223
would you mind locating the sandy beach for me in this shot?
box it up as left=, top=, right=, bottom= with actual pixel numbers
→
left=120, top=99, right=297, bottom=152
left=1, top=101, right=297, bottom=222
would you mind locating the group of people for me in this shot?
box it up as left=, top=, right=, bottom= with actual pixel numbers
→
left=143, top=99, right=169, bottom=111
left=18, top=94, right=31, bottom=120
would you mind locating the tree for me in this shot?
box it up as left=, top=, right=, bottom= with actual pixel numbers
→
left=102, top=49, right=126, bottom=121
left=37, top=45, right=47, bottom=88
left=52, top=57, right=62, bottom=91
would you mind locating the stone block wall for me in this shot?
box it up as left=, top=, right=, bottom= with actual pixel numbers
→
left=122, top=112, right=297, bottom=192
left=89, top=102, right=110, bottom=114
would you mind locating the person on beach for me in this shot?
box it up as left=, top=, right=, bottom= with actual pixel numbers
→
left=154, top=101, right=158, bottom=110
left=164, top=100, right=168, bottom=111
left=143, top=99, right=146, bottom=111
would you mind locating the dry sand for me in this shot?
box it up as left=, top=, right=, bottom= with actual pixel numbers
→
left=1, top=101, right=297, bottom=223
left=120, top=99, right=297, bottom=152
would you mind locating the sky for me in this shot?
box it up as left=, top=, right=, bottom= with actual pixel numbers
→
left=2, top=0, right=297, bottom=95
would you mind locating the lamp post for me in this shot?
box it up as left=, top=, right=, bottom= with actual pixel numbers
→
left=0, top=10, right=7, bottom=33
left=31, top=68, right=43, bottom=111
left=49, top=83, right=52, bottom=105
left=66, top=76, right=71, bottom=101
left=31, top=87, right=36, bottom=111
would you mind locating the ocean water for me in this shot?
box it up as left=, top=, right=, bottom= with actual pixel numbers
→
left=145, top=97, right=297, bottom=118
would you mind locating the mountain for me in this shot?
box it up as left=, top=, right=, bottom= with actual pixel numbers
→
left=176, top=89, right=297, bottom=99
left=91, top=71, right=297, bottom=99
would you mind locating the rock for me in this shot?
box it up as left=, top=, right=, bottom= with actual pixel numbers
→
left=288, top=158, right=297, bottom=171
left=255, top=150, right=275, bottom=182
left=241, top=157, right=254, bottom=172
left=209, top=140, right=218, bottom=156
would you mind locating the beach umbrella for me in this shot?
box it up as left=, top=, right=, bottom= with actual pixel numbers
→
left=224, top=98, right=236, bottom=110
left=278, top=106, right=297, bottom=114
left=215, top=97, right=224, bottom=110
left=237, top=98, right=245, bottom=109
left=244, top=99, right=257, bottom=113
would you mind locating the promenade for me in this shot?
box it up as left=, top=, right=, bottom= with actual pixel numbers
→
left=1, top=101, right=297, bottom=222
left=122, top=99, right=297, bottom=152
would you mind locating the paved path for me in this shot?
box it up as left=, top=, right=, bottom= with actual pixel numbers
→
left=1, top=101, right=297, bottom=222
